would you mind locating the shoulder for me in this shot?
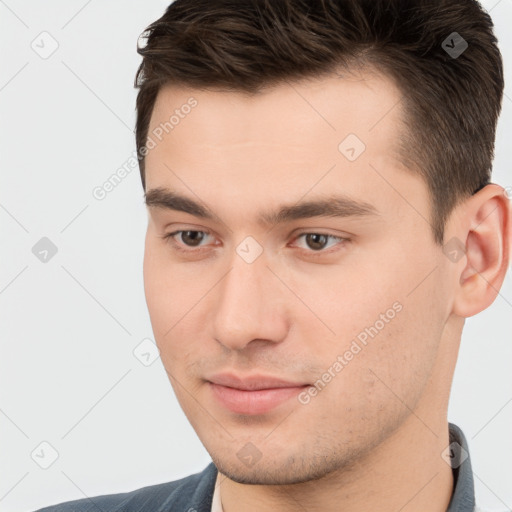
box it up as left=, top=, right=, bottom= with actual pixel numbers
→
left=31, top=462, right=217, bottom=512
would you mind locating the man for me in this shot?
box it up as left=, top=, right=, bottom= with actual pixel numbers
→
left=34, top=0, right=510, bottom=511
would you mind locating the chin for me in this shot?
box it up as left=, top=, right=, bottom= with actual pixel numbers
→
left=211, top=453, right=347, bottom=486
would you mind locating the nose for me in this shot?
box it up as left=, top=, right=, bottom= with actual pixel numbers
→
left=211, top=248, right=289, bottom=352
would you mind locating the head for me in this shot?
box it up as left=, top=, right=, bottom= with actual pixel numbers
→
left=136, top=0, right=510, bottom=485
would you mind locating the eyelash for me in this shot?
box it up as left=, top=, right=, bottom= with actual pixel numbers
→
left=160, top=229, right=349, bottom=257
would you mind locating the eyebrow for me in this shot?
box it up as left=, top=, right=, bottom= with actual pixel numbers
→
left=144, top=187, right=379, bottom=227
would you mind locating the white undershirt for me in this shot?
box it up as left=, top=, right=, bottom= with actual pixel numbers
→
left=211, top=472, right=224, bottom=512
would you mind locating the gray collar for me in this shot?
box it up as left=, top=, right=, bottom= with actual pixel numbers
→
left=447, top=422, right=475, bottom=511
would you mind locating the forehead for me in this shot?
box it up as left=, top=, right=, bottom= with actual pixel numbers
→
left=143, top=69, right=425, bottom=227
left=146, top=69, right=405, bottom=174
left=149, top=69, right=403, bottom=142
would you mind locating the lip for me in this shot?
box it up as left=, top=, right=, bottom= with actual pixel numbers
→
left=207, top=373, right=308, bottom=391
left=206, top=373, right=310, bottom=415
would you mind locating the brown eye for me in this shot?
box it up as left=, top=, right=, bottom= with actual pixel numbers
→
left=304, top=233, right=329, bottom=251
left=179, top=230, right=206, bottom=247
left=162, top=230, right=213, bottom=252
left=291, top=232, right=350, bottom=258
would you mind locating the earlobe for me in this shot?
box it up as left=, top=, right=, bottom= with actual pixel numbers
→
left=451, top=184, right=511, bottom=318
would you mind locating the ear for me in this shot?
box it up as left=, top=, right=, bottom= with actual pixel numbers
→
left=451, top=184, right=511, bottom=318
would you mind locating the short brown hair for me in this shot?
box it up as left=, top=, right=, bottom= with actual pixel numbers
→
left=134, top=0, right=504, bottom=244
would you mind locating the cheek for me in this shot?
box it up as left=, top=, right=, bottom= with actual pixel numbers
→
left=310, top=301, right=440, bottom=440
left=348, top=279, right=444, bottom=410
left=143, top=238, right=210, bottom=373
left=143, top=239, right=168, bottom=331
left=293, top=263, right=402, bottom=350
left=311, top=250, right=444, bottom=400
left=143, top=236, right=191, bottom=331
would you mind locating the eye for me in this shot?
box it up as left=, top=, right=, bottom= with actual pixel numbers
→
left=162, top=230, right=214, bottom=251
left=292, top=232, right=348, bottom=253
left=161, top=229, right=349, bottom=256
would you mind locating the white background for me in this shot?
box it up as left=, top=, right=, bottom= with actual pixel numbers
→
left=0, top=1, right=510, bottom=511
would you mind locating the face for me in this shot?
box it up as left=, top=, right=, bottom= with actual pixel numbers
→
left=142, top=70, right=455, bottom=485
